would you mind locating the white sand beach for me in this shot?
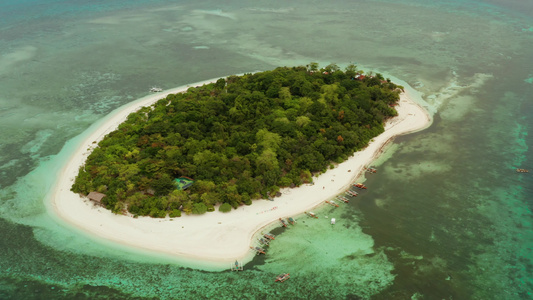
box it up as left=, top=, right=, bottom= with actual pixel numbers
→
left=49, top=77, right=431, bottom=268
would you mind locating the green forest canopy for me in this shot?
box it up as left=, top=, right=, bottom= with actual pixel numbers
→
left=72, top=64, right=403, bottom=218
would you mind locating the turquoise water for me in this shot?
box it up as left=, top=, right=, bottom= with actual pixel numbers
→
left=0, top=0, right=532, bottom=298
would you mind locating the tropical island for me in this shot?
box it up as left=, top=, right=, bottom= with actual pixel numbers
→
left=50, top=65, right=430, bottom=266
left=71, top=64, right=404, bottom=218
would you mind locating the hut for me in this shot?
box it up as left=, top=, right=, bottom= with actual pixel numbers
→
left=87, top=192, right=106, bottom=206
left=174, top=177, right=194, bottom=190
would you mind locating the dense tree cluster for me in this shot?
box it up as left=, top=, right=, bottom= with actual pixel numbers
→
left=72, top=64, right=402, bottom=217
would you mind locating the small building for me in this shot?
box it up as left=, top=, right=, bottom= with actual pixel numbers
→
left=87, top=192, right=106, bottom=206
left=174, top=177, right=194, bottom=190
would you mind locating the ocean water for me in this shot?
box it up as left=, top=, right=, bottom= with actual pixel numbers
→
left=0, top=0, right=532, bottom=299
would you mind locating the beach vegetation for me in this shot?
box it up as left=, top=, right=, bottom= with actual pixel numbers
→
left=71, top=64, right=401, bottom=217
left=219, top=203, right=232, bottom=213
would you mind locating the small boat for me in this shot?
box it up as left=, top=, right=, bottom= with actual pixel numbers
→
left=326, top=200, right=339, bottom=207
left=353, top=183, right=367, bottom=189
left=250, top=246, right=266, bottom=255
left=259, top=238, right=270, bottom=246
left=305, top=211, right=318, bottom=219
left=150, top=86, right=163, bottom=92
left=366, top=167, right=377, bottom=173
left=231, top=260, right=243, bottom=271
left=279, top=218, right=288, bottom=227
left=337, top=196, right=349, bottom=203
left=516, top=168, right=529, bottom=173
left=331, top=218, right=336, bottom=225
left=264, top=233, right=276, bottom=240
left=346, top=190, right=358, bottom=197
left=288, top=217, right=296, bottom=225
left=275, top=273, right=290, bottom=282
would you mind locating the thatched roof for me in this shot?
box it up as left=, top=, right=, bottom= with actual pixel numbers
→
left=87, top=192, right=106, bottom=203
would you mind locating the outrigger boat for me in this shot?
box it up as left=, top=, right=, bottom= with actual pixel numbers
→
left=150, top=86, right=163, bottom=92
left=305, top=211, right=318, bottom=218
left=259, top=238, right=270, bottom=246
left=346, top=190, right=358, bottom=197
left=275, top=273, right=290, bottom=282
left=366, top=167, right=377, bottom=173
left=264, top=233, right=276, bottom=240
left=250, top=246, right=266, bottom=255
left=326, top=200, right=339, bottom=207
left=288, top=217, right=296, bottom=225
left=353, top=183, right=367, bottom=189
left=231, top=260, right=243, bottom=271
left=279, top=218, right=288, bottom=227
left=337, top=196, right=349, bottom=203
left=517, top=168, right=529, bottom=173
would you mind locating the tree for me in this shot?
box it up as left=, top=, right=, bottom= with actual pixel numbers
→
left=215, top=78, right=226, bottom=90
left=192, top=202, right=207, bottom=215
left=279, top=87, right=292, bottom=101
left=151, top=173, right=175, bottom=196
left=219, top=203, right=232, bottom=213
left=345, top=63, right=358, bottom=76
left=169, top=209, right=181, bottom=218
left=307, top=62, right=319, bottom=72
left=296, top=116, right=311, bottom=127
left=256, top=129, right=281, bottom=152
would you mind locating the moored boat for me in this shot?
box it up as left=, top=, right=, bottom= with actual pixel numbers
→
left=366, top=167, right=377, bottom=173
left=326, top=200, right=339, bottom=207
left=259, top=238, right=270, bottom=246
left=279, top=218, right=288, bottom=227
left=346, top=190, right=358, bottom=197
left=264, top=233, right=276, bottom=240
left=516, top=168, right=529, bottom=173
left=353, top=183, right=367, bottom=189
left=250, top=246, right=266, bottom=255
left=305, top=211, right=318, bottom=218
left=288, top=217, right=296, bottom=225
left=338, top=196, right=349, bottom=203
left=275, top=273, right=290, bottom=282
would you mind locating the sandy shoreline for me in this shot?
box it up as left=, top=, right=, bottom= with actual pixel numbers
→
left=48, top=77, right=431, bottom=269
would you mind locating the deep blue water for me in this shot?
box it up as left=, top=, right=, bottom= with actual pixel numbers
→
left=0, top=0, right=532, bottom=298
